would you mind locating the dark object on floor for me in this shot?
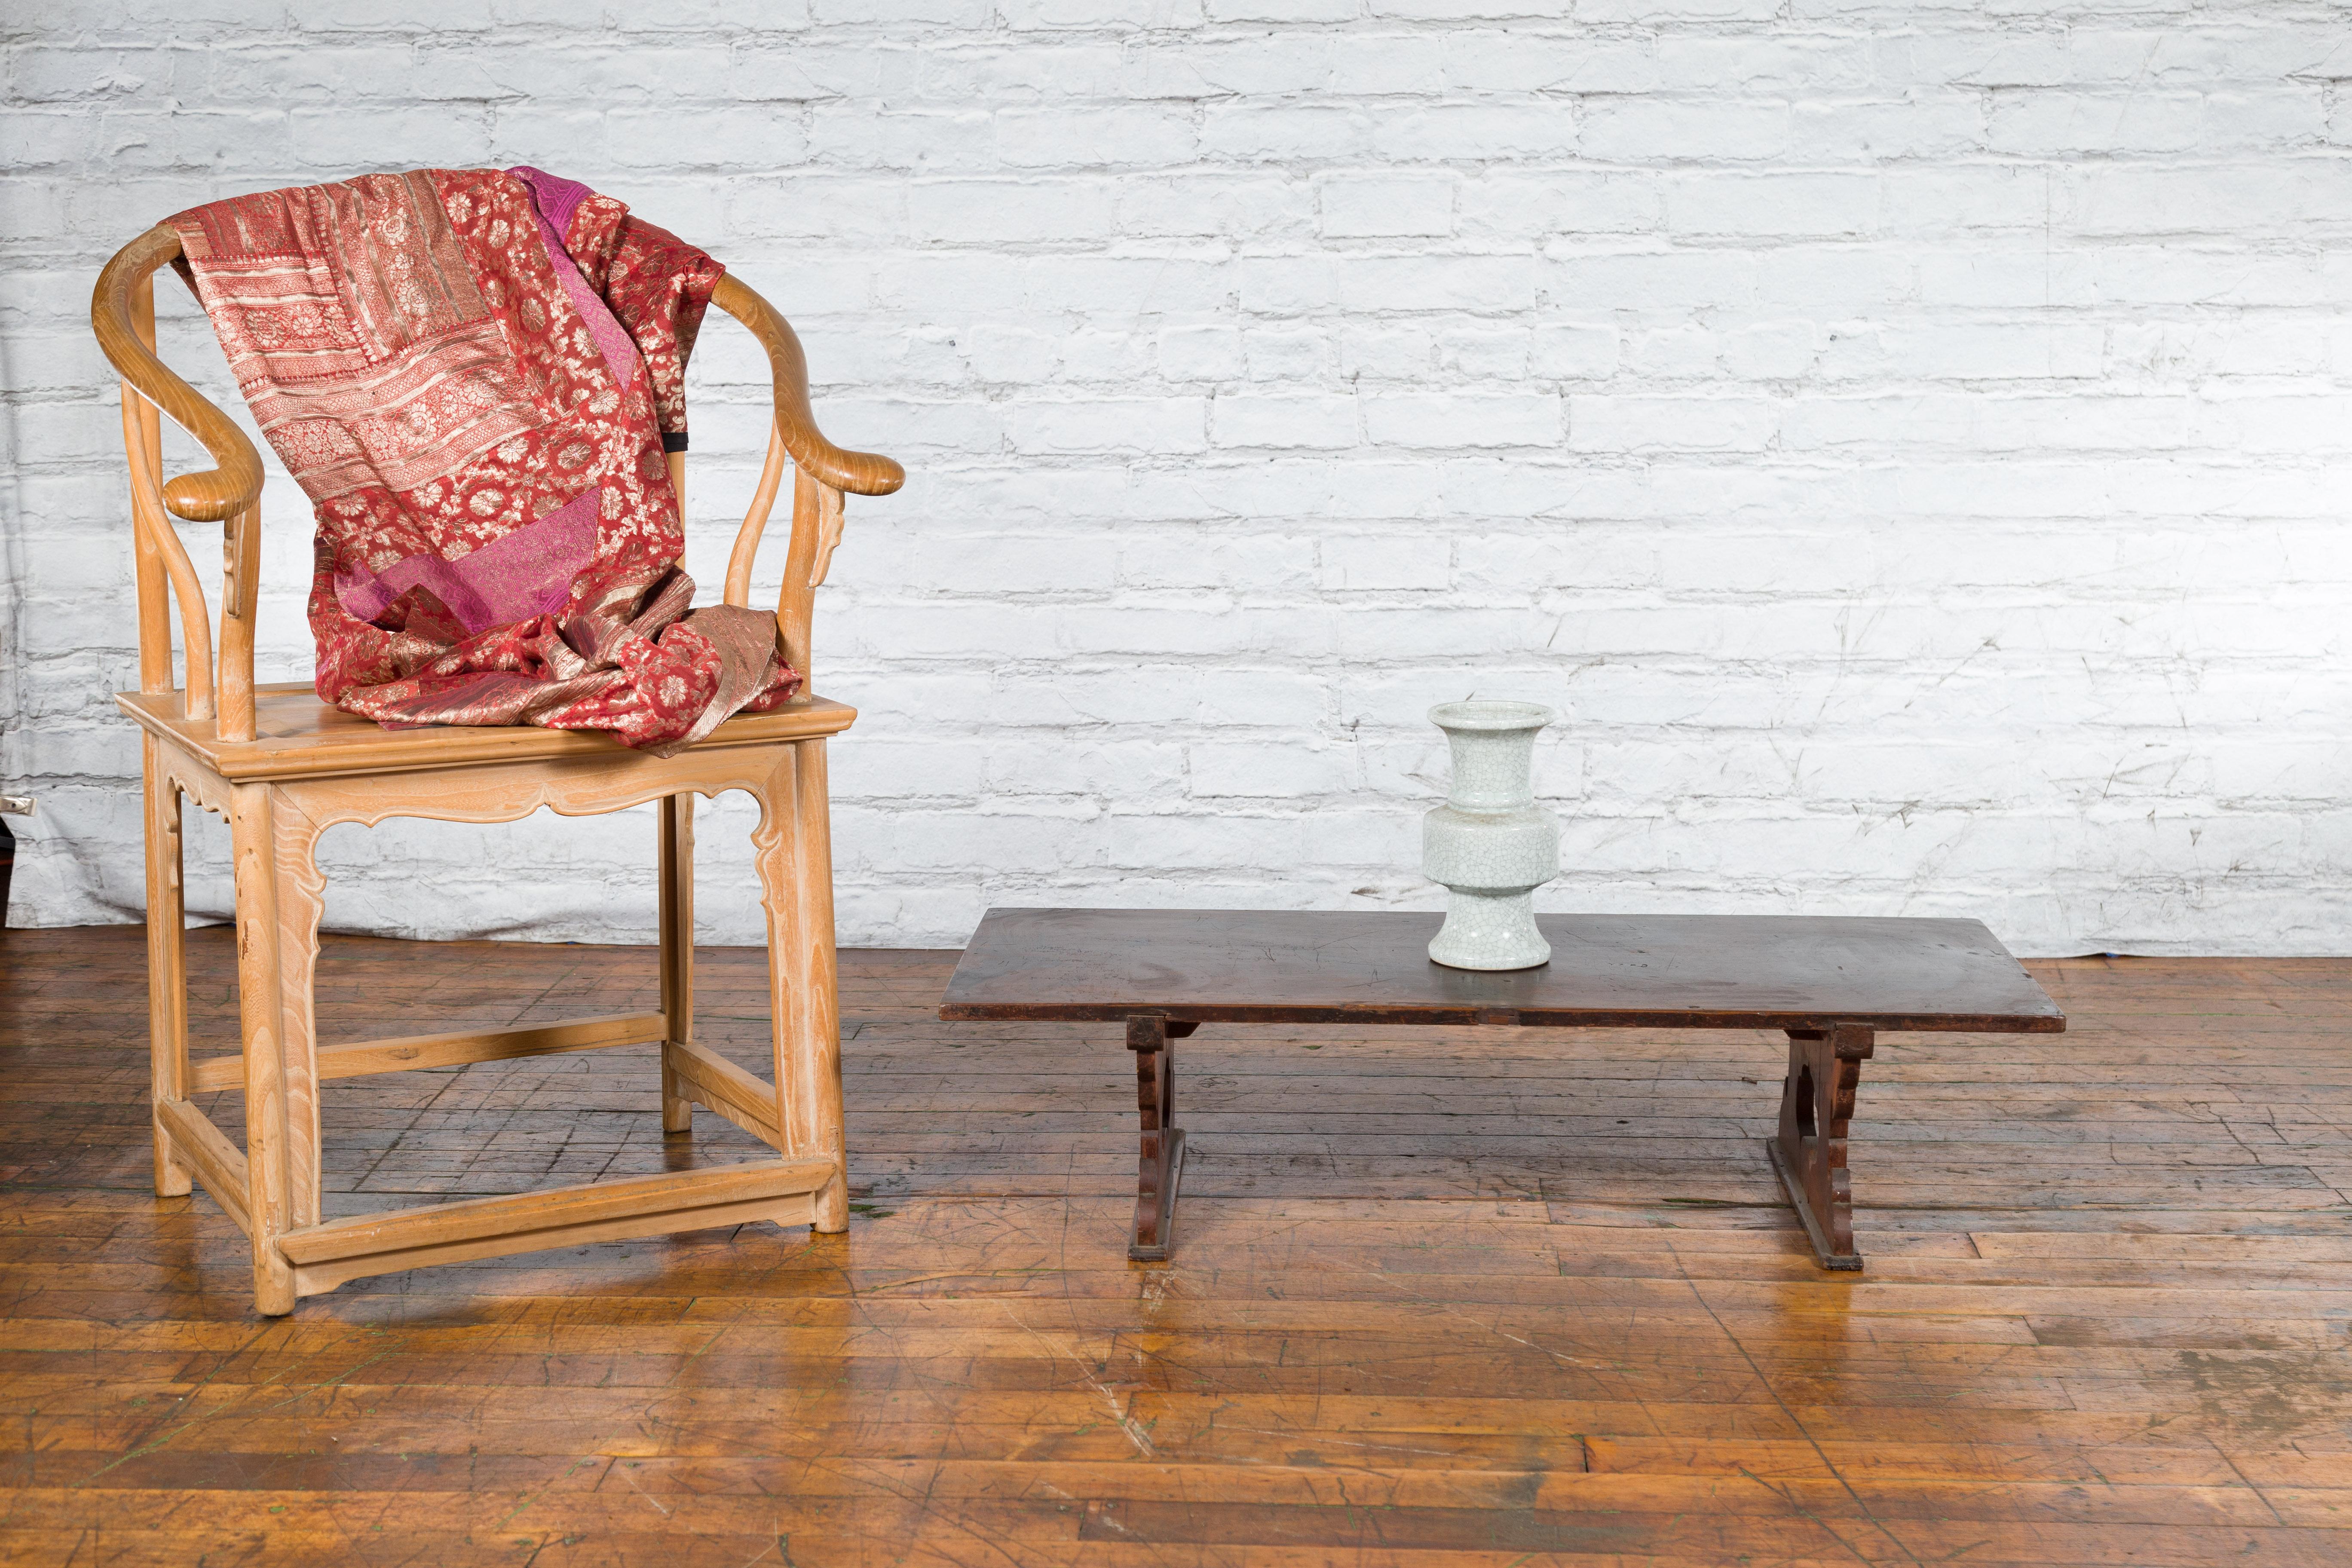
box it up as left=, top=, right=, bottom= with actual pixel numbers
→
left=0, top=815, right=12, bottom=927
left=940, top=907, right=2065, bottom=1268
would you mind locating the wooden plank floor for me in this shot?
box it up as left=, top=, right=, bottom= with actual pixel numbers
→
left=2, top=925, right=2349, bottom=1565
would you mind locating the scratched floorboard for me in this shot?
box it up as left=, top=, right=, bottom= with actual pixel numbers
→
left=2, top=925, right=2349, bottom=1566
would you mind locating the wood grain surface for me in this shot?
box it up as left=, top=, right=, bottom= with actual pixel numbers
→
left=3, top=925, right=2346, bottom=1566
left=114, top=686, right=858, bottom=785
left=942, top=906, right=2065, bottom=1032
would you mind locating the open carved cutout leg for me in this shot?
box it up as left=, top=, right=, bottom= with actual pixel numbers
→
left=1767, top=1022, right=1875, bottom=1271
left=1127, top=1016, right=1196, bottom=1262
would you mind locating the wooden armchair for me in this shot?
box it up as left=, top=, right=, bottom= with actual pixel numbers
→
left=90, top=224, right=903, bottom=1316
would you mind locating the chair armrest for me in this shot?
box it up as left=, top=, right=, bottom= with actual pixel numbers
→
left=710, top=273, right=904, bottom=499
left=91, top=225, right=266, bottom=524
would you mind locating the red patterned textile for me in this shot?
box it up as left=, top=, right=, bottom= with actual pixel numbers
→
left=167, top=168, right=799, bottom=753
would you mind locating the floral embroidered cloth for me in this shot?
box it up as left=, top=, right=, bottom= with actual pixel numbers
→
left=168, top=167, right=798, bottom=753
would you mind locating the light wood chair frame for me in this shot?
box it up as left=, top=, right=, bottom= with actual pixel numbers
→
left=91, top=224, right=905, bottom=1316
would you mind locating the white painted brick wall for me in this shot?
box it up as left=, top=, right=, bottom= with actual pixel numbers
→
left=6, top=3, right=2352, bottom=956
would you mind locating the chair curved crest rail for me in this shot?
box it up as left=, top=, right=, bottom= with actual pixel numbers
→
left=91, top=222, right=904, bottom=1315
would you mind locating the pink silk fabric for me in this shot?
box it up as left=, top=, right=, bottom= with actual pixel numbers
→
left=168, top=167, right=798, bottom=753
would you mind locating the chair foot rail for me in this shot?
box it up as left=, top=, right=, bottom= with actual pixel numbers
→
left=156, top=1097, right=251, bottom=1235
left=664, top=1038, right=787, bottom=1150
left=276, top=1158, right=834, bottom=1296
left=188, top=1012, right=668, bottom=1092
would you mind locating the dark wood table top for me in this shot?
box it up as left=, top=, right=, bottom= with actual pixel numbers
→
left=940, top=908, right=2065, bottom=1033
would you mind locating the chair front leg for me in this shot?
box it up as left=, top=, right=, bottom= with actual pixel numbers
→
left=229, top=783, right=296, bottom=1314
left=753, top=742, right=848, bottom=1232
left=230, top=783, right=325, bottom=1315
left=273, top=793, right=326, bottom=1239
left=792, top=739, right=848, bottom=1233
left=142, top=740, right=191, bottom=1198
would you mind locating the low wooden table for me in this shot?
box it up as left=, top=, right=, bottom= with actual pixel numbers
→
left=939, top=908, right=2064, bottom=1269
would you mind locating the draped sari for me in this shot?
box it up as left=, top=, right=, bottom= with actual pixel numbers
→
left=168, top=166, right=795, bottom=753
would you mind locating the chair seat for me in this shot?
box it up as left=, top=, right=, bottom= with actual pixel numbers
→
left=118, top=681, right=858, bottom=784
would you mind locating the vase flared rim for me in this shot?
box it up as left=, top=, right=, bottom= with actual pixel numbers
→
left=1429, top=699, right=1555, bottom=732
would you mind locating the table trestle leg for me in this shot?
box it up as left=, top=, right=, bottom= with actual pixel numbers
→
left=1766, top=1022, right=1875, bottom=1271
left=1126, top=1016, right=1194, bottom=1262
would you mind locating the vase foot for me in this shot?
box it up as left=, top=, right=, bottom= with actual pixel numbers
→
left=1428, top=889, right=1550, bottom=971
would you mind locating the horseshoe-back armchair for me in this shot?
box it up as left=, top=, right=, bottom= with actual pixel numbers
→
left=90, top=223, right=902, bottom=1316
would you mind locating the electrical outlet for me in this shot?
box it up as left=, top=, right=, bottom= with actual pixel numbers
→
left=0, top=796, right=33, bottom=817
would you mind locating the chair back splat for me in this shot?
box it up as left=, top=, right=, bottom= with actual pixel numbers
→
left=89, top=214, right=904, bottom=1316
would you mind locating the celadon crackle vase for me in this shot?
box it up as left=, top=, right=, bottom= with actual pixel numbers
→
left=1422, top=700, right=1560, bottom=971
